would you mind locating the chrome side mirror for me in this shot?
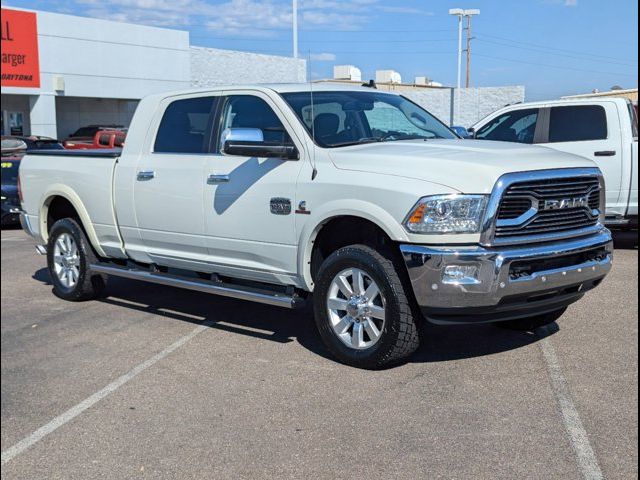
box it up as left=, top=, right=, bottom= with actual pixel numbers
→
left=220, top=128, right=264, bottom=147
left=220, top=128, right=299, bottom=160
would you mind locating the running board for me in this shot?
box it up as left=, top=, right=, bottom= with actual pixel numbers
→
left=89, top=264, right=305, bottom=309
left=604, top=217, right=630, bottom=226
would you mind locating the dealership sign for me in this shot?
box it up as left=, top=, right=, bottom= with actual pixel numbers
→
left=1, top=9, right=40, bottom=88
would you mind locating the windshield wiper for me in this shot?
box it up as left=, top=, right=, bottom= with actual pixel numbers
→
left=329, top=137, right=384, bottom=148
left=382, top=134, right=432, bottom=142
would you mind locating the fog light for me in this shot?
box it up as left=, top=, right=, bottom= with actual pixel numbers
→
left=442, top=265, right=480, bottom=285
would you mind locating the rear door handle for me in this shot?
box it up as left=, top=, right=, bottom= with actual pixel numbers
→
left=207, top=174, right=230, bottom=184
left=594, top=150, right=616, bottom=157
left=137, top=171, right=155, bottom=181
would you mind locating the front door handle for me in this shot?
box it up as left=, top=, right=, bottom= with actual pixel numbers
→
left=137, top=171, right=155, bottom=181
left=594, top=150, right=616, bottom=157
left=207, top=174, right=230, bottom=184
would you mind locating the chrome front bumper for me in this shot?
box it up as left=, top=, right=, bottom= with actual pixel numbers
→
left=400, top=228, right=613, bottom=324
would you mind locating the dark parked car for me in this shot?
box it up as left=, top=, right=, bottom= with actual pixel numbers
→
left=1, top=135, right=64, bottom=152
left=1, top=155, right=22, bottom=226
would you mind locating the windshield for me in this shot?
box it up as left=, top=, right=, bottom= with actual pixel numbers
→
left=281, top=91, right=455, bottom=148
left=1, top=160, right=20, bottom=184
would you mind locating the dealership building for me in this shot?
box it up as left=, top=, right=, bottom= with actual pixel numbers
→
left=1, top=7, right=306, bottom=139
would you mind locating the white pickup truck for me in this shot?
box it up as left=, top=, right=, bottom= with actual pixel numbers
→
left=469, top=97, right=638, bottom=227
left=19, top=84, right=613, bottom=369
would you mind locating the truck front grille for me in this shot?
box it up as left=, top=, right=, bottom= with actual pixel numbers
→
left=495, top=176, right=602, bottom=240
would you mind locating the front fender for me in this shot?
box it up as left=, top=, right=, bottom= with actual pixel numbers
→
left=297, top=199, right=410, bottom=291
left=39, top=184, right=108, bottom=258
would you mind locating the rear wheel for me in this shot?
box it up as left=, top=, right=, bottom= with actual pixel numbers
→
left=313, top=244, right=419, bottom=369
left=495, top=307, right=567, bottom=331
left=47, top=218, right=106, bottom=301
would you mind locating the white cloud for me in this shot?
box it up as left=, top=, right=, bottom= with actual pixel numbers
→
left=65, top=0, right=429, bottom=39
left=310, top=52, right=336, bottom=61
left=542, top=0, right=579, bottom=6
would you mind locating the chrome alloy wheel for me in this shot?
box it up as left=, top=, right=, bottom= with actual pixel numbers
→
left=52, top=232, right=80, bottom=289
left=327, top=268, right=386, bottom=350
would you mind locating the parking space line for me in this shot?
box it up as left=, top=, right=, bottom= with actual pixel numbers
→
left=540, top=337, right=604, bottom=480
left=1, top=321, right=212, bottom=465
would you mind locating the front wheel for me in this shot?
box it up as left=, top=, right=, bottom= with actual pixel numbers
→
left=47, top=218, right=106, bottom=301
left=313, top=244, right=420, bottom=369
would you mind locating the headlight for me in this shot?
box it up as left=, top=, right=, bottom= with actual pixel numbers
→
left=404, top=194, right=488, bottom=234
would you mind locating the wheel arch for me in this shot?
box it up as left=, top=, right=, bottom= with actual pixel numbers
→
left=39, top=185, right=107, bottom=258
left=298, top=201, right=409, bottom=291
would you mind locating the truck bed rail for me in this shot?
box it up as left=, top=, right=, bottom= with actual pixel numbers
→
left=26, top=149, right=122, bottom=158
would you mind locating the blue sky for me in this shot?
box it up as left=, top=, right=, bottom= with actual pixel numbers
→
left=3, top=0, right=638, bottom=100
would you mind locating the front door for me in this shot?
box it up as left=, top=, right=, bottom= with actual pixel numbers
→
left=203, top=92, right=305, bottom=279
left=133, top=94, right=220, bottom=268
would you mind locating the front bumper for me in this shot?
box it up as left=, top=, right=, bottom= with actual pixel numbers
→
left=400, top=228, right=613, bottom=324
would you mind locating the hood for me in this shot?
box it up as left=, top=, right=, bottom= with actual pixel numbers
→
left=328, top=139, right=597, bottom=194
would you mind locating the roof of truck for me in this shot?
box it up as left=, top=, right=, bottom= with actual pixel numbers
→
left=151, top=83, right=397, bottom=98
left=496, top=96, right=631, bottom=109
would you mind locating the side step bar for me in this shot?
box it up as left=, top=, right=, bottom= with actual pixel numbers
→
left=604, top=217, right=630, bottom=226
left=90, top=264, right=305, bottom=309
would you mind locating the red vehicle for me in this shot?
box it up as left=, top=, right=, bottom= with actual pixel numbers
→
left=64, top=130, right=126, bottom=150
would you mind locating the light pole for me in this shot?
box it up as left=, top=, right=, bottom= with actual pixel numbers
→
left=293, top=0, right=298, bottom=58
left=449, top=8, right=480, bottom=124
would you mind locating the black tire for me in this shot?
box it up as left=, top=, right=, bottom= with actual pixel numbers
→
left=313, top=244, right=420, bottom=369
left=47, top=218, right=106, bottom=301
left=495, top=307, right=567, bottom=331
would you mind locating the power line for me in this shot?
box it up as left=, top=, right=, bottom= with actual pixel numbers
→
left=476, top=38, right=637, bottom=67
left=475, top=31, right=635, bottom=63
left=474, top=53, right=637, bottom=77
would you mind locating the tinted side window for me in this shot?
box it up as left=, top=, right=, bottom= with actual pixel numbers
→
left=154, top=97, right=217, bottom=153
left=476, top=109, right=539, bottom=144
left=548, top=105, right=607, bottom=143
left=220, top=95, right=291, bottom=149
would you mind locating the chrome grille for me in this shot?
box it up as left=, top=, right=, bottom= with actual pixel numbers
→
left=495, top=176, right=602, bottom=239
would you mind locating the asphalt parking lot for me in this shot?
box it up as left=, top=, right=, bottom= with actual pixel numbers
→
left=1, top=227, right=637, bottom=480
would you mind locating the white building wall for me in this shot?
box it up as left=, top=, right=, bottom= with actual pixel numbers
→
left=55, top=97, right=139, bottom=139
left=190, top=46, right=306, bottom=87
left=1, top=9, right=192, bottom=100
left=404, top=86, right=525, bottom=127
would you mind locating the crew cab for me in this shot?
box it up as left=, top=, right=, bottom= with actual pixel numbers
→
left=18, top=85, right=613, bottom=368
left=469, top=98, right=638, bottom=227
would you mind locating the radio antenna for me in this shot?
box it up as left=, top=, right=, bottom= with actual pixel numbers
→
left=308, top=50, right=318, bottom=180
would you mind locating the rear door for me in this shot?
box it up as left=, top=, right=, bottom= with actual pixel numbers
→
left=133, top=94, right=221, bottom=268
left=538, top=103, right=623, bottom=214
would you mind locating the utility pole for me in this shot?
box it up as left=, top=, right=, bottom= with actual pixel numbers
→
left=449, top=9, right=464, bottom=124
left=464, top=14, right=476, bottom=88
left=449, top=9, right=479, bottom=124
left=293, top=0, right=298, bottom=58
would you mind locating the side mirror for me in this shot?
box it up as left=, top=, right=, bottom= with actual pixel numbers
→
left=467, top=127, right=477, bottom=139
left=450, top=126, right=471, bottom=139
left=220, top=128, right=299, bottom=160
